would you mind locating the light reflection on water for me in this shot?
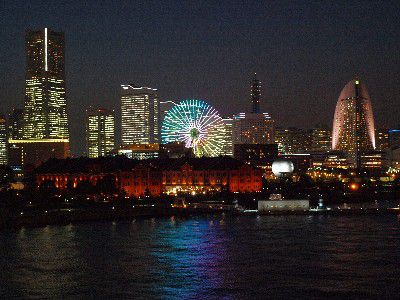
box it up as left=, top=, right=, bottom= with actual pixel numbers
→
left=0, top=215, right=399, bottom=299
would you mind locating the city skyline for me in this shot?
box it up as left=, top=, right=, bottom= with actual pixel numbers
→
left=1, top=3, right=400, bottom=299
left=0, top=1, right=399, bottom=156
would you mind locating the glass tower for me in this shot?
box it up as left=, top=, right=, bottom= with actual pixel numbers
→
left=121, top=85, right=159, bottom=146
left=23, top=28, right=69, bottom=140
left=86, top=108, right=115, bottom=158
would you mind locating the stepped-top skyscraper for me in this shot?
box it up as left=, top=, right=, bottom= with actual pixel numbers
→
left=23, top=28, right=69, bottom=140
left=8, top=28, right=69, bottom=169
left=332, top=78, right=375, bottom=168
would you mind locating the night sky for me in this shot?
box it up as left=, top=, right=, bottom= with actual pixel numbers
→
left=0, top=1, right=399, bottom=156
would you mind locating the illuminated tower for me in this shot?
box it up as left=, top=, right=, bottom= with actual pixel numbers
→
left=232, top=74, right=274, bottom=149
left=23, top=28, right=69, bottom=140
left=0, top=116, right=7, bottom=165
left=332, top=78, right=375, bottom=168
left=121, top=85, right=159, bottom=146
left=220, top=117, right=234, bottom=156
left=251, top=73, right=261, bottom=113
left=86, top=108, right=115, bottom=158
left=7, top=28, right=69, bottom=169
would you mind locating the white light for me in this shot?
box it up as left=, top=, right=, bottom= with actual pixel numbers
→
left=44, top=28, right=48, bottom=71
left=272, top=160, right=294, bottom=177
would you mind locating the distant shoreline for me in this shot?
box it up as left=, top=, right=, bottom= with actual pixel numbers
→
left=1, top=206, right=399, bottom=230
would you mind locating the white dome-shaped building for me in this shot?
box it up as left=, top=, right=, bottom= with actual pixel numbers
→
left=272, top=160, right=294, bottom=177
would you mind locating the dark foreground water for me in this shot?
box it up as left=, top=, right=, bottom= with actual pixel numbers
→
left=0, top=214, right=399, bottom=299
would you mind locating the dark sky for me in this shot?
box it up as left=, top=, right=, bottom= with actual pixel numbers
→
left=0, top=1, right=399, bottom=156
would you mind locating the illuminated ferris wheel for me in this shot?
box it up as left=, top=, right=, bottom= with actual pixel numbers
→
left=161, top=99, right=225, bottom=157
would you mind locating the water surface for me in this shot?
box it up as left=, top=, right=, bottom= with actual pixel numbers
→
left=0, top=214, right=399, bottom=299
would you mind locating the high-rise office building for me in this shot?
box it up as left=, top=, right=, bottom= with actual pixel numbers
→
left=251, top=73, right=261, bottom=114
left=232, top=74, right=274, bottom=147
left=8, top=109, right=24, bottom=140
left=220, top=117, right=234, bottom=156
left=332, top=78, right=375, bottom=168
left=121, top=85, right=159, bottom=146
left=311, top=124, right=331, bottom=152
left=275, top=127, right=311, bottom=154
left=23, top=28, right=69, bottom=140
left=233, top=112, right=274, bottom=145
left=9, top=28, right=70, bottom=169
left=0, top=116, right=8, bottom=165
left=86, top=108, right=115, bottom=158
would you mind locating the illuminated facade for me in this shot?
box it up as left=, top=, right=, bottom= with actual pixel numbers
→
left=36, top=156, right=263, bottom=197
left=233, top=113, right=274, bottom=145
left=311, top=125, right=331, bottom=152
left=275, top=127, right=310, bottom=154
left=361, top=151, right=388, bottom=170
left=161, top=99, right=226, bottom=157
left=332, top=79, right=375, bottom=168
left=8, top=139, right=69, bottom=168
left=86, top=108, right=115, bottom=158
left=24, top=28, right=69, bottom=141
left=233, top=74, right=274, bottom=147
left=220, top=117, right=233, bottom=156
left=121, top=85, right=159, bottom=145
left=0, top=117, right=7, bottom=165
left=375, top=128, right=389, bottom=151
left=117, top=143, right=160, bottom=160
left=8, top=109, right=24, bottom=140
left=251, top=73, right=261, bottom=113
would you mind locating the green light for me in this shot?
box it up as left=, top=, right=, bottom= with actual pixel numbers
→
left=190, top=128, right=199, bottom=139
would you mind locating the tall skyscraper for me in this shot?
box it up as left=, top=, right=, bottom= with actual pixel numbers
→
left=220, top=117, right=234, bottom=156
left=311, top=124, right=332, bottom=152
left=251, top=73, right=261, bottom=113
left=86, top=108, right=115, bottom=158
left=23, top=28, right=69, bottom=140
left=0, top=116, right=8, bottom=165
left=8, top=28, right=69, bottom=169
left=332, top=78, right=375, bottom=168
left=232, top=74, right=274, bottom=148
left=8, top=108, right=24, bottom=140
left=121, top=85, right=159, bottom=146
